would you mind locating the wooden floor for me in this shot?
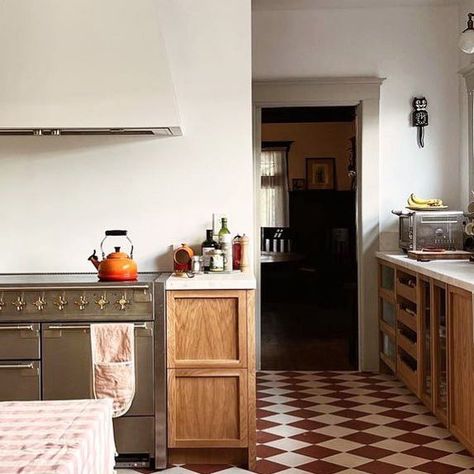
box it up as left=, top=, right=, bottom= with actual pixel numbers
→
left=261, top=297, right=357, bottom=371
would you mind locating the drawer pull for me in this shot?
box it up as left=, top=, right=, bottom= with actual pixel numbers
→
left=47, top=323, right=148, bottom=330
left=0, top=325, right=35, bottom=331
left=0, top=363, right=34, bottom=370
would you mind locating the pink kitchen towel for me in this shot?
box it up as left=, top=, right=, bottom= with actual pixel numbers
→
left=90, top=323, right=135, bottom=418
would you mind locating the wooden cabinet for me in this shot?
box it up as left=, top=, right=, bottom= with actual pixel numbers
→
left=378, top=257, right=474, bottom=456
left=448, top=285, right=474, bottom=451
left=167, top=289, right=255, bottom=469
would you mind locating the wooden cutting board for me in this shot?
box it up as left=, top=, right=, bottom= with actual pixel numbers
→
left=408, top=250, right=473, bottom=261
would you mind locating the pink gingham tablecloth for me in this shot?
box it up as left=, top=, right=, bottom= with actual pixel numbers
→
left=0, top=399, right=116, bottom=474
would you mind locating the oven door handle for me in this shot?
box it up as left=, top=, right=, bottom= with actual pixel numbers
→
left=47, top=323, right=149, bottom=330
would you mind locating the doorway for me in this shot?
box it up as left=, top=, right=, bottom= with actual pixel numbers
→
left=259, top=106, right=358, bottom=370
left=253, top=77, right=383, bottom=372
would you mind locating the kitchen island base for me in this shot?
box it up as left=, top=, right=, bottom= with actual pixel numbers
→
left=166, top=281, right=256, bottom=471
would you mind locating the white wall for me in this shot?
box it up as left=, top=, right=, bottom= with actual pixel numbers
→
left=253, top=1, right=461, bottom=245
left=0, top=0, right=252, bottom=273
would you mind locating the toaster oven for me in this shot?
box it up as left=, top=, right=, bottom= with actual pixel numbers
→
left=394, top=210, right=465, bottom=251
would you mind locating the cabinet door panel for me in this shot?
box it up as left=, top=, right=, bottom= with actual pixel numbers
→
left=168, top=291, right=247, bottom=368
left=448, top=286, right=474, bottom=451
left=168, top=369, right=248, bottom=448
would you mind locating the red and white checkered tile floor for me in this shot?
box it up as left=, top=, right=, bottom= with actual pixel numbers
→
left=132, top=371, right=474, bottom=474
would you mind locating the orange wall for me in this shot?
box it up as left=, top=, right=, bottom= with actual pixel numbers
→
left=262, top=122, right=356, bottom=191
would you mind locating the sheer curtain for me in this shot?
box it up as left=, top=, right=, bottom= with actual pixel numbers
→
left=260, top=148, right=289, bottom=227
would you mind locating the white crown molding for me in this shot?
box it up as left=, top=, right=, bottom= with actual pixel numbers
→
left=252, top=0, right=460, bottom=11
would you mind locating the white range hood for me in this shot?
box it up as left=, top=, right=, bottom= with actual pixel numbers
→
left=0, top=0, right=181, bottom=136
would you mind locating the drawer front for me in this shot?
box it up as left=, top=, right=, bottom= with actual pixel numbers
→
left=0, top=324, right=40, bottom=360
left=113, top=416, right=155, bottom=455
left=167, top=290, right=247, bottom=368
left=396, top=271, right=417, bottom=303
left=168, top=368, right=248, bottom=448
left=0, top=361, right=41, bottom=401
left=42, top=322, right=154, bottom=415
left=397, top=352, right=418, bottom=395
left=0, top=288, right=153, bottom=321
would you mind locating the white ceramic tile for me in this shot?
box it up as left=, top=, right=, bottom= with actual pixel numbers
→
left=413, top=425, right=451, bottom=439
left=307, top=404, right=344, bottom=414
left=323, top=453, right=371, bottom=468
left=318, top=438, right=364, bottom=452
left=371, top=438, right=417, bottom=452
left=405, top=414, right=439, bottom=426
left=309, top=413, right=350, bottom=425
left=261, top=413, right=302, bottom=425
left=381, top=453, right=427, bottom=468
left=263, top=404, right=299, bottom=414
left=265, top=437, right=311, bottom=451
left=316, top=425, right=357, bottom=438
left=364, top=425, right=406, bottom=438
left=263, top=424, right=306, bottom=438
left=436, top=453, right=474, bottom=468
left=357, top=414, right=399, bottom=425
left=425, top=439, right=465, bottom=452
left=354, top=404, right=387, bottom=414
left=266, top=452, right=315, bottom=467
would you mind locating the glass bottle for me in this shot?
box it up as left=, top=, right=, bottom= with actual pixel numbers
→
left=218, top=217, right=233, bottom=272
left=201, top=229, right=218, bottom=272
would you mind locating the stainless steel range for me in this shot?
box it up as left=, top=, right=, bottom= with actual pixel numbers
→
left=0, top=272, right=168, bottom=470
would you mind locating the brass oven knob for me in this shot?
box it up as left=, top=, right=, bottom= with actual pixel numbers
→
left=33, top=296, right=47, bottom=311
left=95, top=295, right=109, bottom=310
left=116, top=295, right=130, bottom=311
left=12, top=296, right=26, bottom=312
left=53, top=296, right=68, bottom=311
left=74, top=296, right=89, bottom=311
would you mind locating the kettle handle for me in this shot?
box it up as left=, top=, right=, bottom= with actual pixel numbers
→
left=100, top=231, right=134, bottom=259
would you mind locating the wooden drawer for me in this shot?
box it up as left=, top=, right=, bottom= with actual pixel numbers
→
left=0, top=361, right=41, bottom=401
left=397, top=306, right=417, bottom=332
left=396, top=270, right=417, bottom=303
left=168, top=368, right=248, bottom=448
left=397, top=326, right=417, bottom=360
left=0, top=324, right=40, bottom=360
left=167, top=290, right=247, bottom=368
left=397, top=351, right=418, bottom=395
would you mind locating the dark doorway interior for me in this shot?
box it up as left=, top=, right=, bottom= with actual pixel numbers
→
left=260, top=106, right=358, bottom=370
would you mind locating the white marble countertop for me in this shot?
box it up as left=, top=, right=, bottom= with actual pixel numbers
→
left=165, top=271, right=256, bottom=290
left=376, top=251, right=474, bottom=293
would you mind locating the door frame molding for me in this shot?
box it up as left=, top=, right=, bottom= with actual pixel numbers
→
left=253, top=77, right=384, bottom=371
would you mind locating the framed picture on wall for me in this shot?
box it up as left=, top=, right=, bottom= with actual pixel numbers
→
left=306, top=157, right=336, bottom=190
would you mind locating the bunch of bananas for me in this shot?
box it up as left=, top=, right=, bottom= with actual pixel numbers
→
left=407, top=193, right=446, bottom=210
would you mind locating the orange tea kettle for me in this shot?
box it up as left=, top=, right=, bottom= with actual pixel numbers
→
left=88, top=230, right=138, bottom=281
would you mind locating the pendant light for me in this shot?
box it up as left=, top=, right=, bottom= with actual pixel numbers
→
left=460, top=13, right=474, bottom=54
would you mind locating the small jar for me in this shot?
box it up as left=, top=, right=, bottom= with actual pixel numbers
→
left=209, top=249, right=225, bottom=272
left=191, top=256, right=203, bottom=274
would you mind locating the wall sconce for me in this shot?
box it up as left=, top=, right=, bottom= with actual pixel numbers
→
left=460, top=13, right=474, bottom=53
